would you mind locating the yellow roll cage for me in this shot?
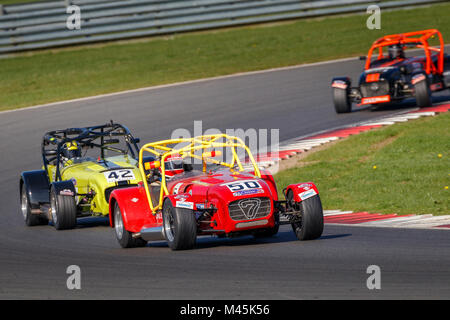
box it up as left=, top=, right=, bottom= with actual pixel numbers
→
left=138, top=134, right=261, bottom=213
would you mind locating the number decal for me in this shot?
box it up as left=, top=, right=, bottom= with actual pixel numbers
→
left=103, top=169, right=136, bottom=183
left=222, top=180, right=262, bottom=192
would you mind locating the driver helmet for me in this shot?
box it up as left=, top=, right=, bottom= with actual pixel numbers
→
left=388, top=44, right=405, bottom=59
left=163, top=154, right=184, bottom=178
left=62, top=141, right=82, bottom=162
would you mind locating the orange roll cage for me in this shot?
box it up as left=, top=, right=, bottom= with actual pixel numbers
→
left=365, top=29, right=444, bottom=75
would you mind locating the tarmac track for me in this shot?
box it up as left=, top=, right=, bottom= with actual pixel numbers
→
left=1, top=56, right=449, bottom=299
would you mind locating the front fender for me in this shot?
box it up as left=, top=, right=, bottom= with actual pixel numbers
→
left=286, top=182, right=319, bottom=203
left=331, top=77, right=351, bottom=89
left=109, top=186, right=158, bottom=233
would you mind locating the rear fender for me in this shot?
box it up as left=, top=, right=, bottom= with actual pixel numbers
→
left=109, top=186, right=157, bottom=233
left=286, top=182, right=319, bottom=203
left=20, top=170, right=50, bottom=209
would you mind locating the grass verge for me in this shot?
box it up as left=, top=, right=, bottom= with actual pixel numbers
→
left=1, top=3, right=450, bottom=111
left=274, top=112, right=450, bottom=215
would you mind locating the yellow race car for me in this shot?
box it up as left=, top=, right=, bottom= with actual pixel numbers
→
left=19, top=122, right=147, bottom=230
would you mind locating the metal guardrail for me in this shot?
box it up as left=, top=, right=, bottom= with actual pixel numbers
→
left=0, top=0, right=446, bottom=54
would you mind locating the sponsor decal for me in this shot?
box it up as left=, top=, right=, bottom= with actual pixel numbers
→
left=366, top=73, right=380, bottom=82
left=173, top=182, right=183, bottom=194
left=196, top=203, right=205, bottom=210
left=298, top=189, right=317, bottom=201
left=131, top=198, right=139, bottom=203
left=176, top=201, right=194, bottom=210
left=233, top=189, right=264, bottom=197
left=331, top=80, right=348, bottom=90
left=174, top=194, right=189, bottom=201
left=430, top=83, right=443, bottom=91
left=103, top=169, right=135, bottom=183
left=298, top=183, right=313, bottom=190
left=361, top=95, right=390, bottom=105
left=60, top=189, right=74, bottom=196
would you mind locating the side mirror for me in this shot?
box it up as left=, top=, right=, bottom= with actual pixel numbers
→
left=133, top=138, right=140, bottom=144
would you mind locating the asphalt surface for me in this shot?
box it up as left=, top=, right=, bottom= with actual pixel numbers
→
left=1, top=57, right=450, bottom=299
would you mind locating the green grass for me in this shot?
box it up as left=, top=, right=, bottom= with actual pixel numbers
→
left=1, top=3, right=450, bottom=111
left=275, top=113, right=450, bottom=215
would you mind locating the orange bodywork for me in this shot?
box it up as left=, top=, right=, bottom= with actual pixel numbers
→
left=365, top=29, right=445, bottom=75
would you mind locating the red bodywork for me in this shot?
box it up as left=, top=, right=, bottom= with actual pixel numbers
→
left=109, top=168, right=317, bottom=235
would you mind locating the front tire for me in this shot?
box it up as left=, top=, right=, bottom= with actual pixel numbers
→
left=333, top=88, right=352, bottom=113
left=414, top=79, right=432, bottom=108
left=50, top=187, right=77, bottom=230
left=114, top=202, right=147, bottom=248
left=162, top=200, right=197, bottom=250
left=287, top=190, right=324, bottom=241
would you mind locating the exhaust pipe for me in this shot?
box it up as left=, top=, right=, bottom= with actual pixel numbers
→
left=138, top=227, right=165, bottom=241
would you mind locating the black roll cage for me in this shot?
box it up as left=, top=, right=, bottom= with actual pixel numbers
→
left=41, top=121, right=140, bottom=182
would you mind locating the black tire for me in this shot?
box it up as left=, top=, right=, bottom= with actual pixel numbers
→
left=333, top=88, right=352, bottom=113
left=20, top=184, right=48, bottom=226
left=414, top=78, right=432, bottom=108
left=50, top=187, right=77, bottom=230
left=162, top=200, right=197, bottom=250
left=253, top=211, right=279, bottom=238
left=287, top=190, right=324, bottom=241
left=113, top=202, right=147, bottom=248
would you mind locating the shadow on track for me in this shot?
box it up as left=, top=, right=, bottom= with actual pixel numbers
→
left=144, top=230, right=352, bottom=250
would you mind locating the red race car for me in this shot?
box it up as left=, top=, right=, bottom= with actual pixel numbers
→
left=332, top=29, right=450, bottom=113
left=108, top=134, right=324, bottom=250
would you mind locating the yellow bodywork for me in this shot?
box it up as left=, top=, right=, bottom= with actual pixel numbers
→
left=46, top=155, right=143, bottom=216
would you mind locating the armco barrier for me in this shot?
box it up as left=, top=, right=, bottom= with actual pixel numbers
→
left=0, top=0, right=446, bottom=54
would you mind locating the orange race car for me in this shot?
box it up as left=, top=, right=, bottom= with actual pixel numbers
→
left=331, top=29, right=450, bottom=113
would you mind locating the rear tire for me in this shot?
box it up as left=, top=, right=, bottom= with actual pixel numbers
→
left=333, top=88, right=352, bottom=113
left=162, top=200, right=197, bottom=250
left=114, top=202, right=147, bottom=248
left=287, top=190, right=324, bottom=240
left=20, top=184, right=48, bottom=226
left=50, top=187, right=77, bottom=230
left=414, top=79, right=432, bottom=108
